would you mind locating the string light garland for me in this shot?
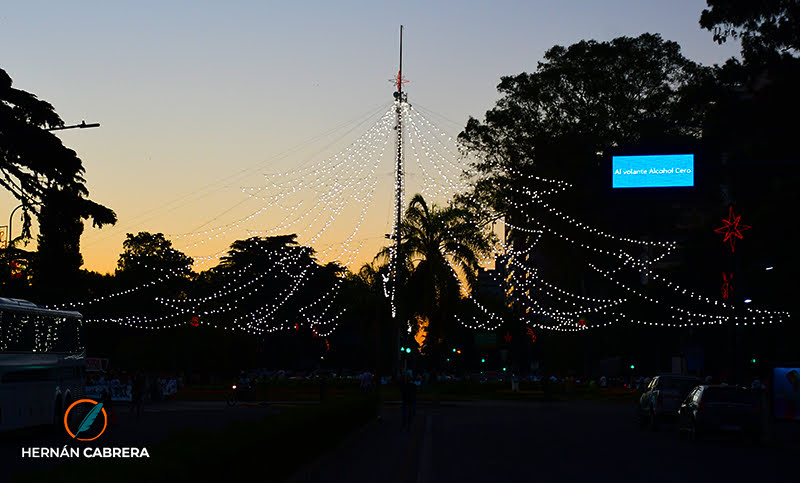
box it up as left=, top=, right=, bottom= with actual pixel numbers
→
left=72, top=82, right=793, bottom=344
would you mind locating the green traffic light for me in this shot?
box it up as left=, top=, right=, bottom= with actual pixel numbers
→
left=481, top=358, right=485, bottom=363
left=452, top=348, right=456, bottom=353
left=406, top=348, right=411, bottom=354
left=446, top=358, right=450, bottom=362
left=751, top=358, right=757, bottom=364
left=400, top=347, right=404, bottom=352
left=630, top=364, right=635, bottom=369
left=503, top=367, right=506, bottom=371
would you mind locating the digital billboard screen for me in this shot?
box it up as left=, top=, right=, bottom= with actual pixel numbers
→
left=612, top=154, right=694, bottom=188
left=773, top=367, right=800, bottom=421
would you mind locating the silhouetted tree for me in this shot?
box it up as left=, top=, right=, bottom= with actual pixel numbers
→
left=700, top=0, right=800, bottom=62
left=0, top=67, right=115, bottom=301
left=0, top=246, right=34, bottom=299
left=458, top=34, right=712, bottom=218
left=698, top=3, right=800, bottom=319
left=456, top=34, right=719, bottom=296
left=116, top=232, right=194, bottom=279
left=34, top=186, right=116, bottom=302
left=377, top=194, right=494, bottom=362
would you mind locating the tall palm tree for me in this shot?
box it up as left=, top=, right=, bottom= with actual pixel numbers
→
left=377, top=194, right=495, bottom=359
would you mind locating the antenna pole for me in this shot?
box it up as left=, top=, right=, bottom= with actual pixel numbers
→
left=390, top=25, right=406, bottom=321
left=399, top=25, right=403, bottom=94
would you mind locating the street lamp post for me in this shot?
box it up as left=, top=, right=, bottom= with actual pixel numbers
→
left=7, top=204, right=23, bottom=249
left=45, top=120, right=100, bottom=132
left=4, top=120, right=100, bottom=246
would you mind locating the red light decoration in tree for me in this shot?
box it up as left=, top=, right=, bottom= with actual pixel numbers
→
left=526, top=327, right=536, bottom=343
left=9, top=260, right=21, bottom=279
left=504, top=332, right=512, bottom=344
left=714, top=206, right=751, bottom=252
left=721, top=272, right=733, bottom=299
left=577, top=318, right=586, bottom=327
left=190, top=316, right=199, bottom=327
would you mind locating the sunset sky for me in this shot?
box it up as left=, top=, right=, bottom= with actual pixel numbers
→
left=0, top=1, right=740, bottom=274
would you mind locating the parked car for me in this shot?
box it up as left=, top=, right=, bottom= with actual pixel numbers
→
left=678, top=385, right=761, bottom=441
left=638, top=374, right=700, bottom=430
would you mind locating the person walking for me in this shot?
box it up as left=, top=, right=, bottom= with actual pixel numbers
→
left=401, top=374, right=417, bottom=431
left=101, top=387, right=115, bottom=425
left=131, top=372, right=147, bottom=418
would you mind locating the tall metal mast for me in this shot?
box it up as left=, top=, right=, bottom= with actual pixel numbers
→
left=389, top=25, right=407, bottom=319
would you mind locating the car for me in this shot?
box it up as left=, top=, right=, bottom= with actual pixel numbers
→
left=678, top=385, right=762, bottom=441
left=638, top=374, right=700, bottom=430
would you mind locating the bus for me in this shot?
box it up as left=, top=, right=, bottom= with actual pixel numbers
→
left=0, top=298, right=85, bottom=431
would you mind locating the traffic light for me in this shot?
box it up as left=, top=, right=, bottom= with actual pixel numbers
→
left=481, top=358, right=486, bottom=363
left=630, top=364, right=635, bottom=370
left=751, top=358, right=757, bottom=364
left=406, top=348, right=411, bottom=354
left=452, top=348, right=456, bottom=353
left=400, top=346, right=405, bottom=353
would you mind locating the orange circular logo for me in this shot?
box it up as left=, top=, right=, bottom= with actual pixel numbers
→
left=64, top=399, right=108, bottom=441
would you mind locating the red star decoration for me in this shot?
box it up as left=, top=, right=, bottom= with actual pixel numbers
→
left=577, top=318, right=586, bottom=327
left=714, top=206, right=751, bottom=252
left=295, top=323, right=299, bottom=331
left=721, top=272, right=733, bottom=299
left=391, top=70, right=409, bottom=90
left=190, top=316, right=199, bottom=327
left=504, top=331, right=512, bottom=344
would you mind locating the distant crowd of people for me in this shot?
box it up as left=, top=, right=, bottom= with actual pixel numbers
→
left=86, top=370, right=183, bottom=403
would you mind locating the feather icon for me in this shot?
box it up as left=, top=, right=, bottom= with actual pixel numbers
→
left=74, top=403, right=103, bottom=438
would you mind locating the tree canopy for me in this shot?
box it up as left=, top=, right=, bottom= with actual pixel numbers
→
left=700, top=0, right=800, bottom=61
left=458, top=34, right=713, bottom=218
left=0, top=68, right=115, bottom=241
left=116, top=232, right=194, bottom=279
left=378, top=194, right=495, bottom=356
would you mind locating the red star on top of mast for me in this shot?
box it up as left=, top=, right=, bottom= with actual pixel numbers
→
left=714, top=205, right=751, bottom=252
left=391, top=71, right=409, bottom=91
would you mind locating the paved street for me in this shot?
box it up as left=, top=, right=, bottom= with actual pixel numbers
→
left=288, top=399, right=798, bottom=483
left=4, top=398, right=797, bottom=483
